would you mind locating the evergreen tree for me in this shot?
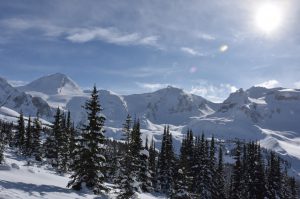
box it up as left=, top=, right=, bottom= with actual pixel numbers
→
left=241, top=143, right=249, bottom=198
left=158, top=125, right=175, bottom=196
left=66, top=111, right=75, bottom=153
left=201, top=139, right=211, bottom=198
left=193, top=133, right=210, bottom=198
left=193, top=134, right=205, bottom=195
left=290, top=177, right=298, bottom=199
left=139, top=137, right=152, bottom=192
left=252, top=144, right=266, bottom=199
left=212, top=146, right=226, bottom=199
left=182, top=129, right=194, bottom=191
left=60, top=111, right=72, bottom=171
left=24, top=116, right=32, bottom=157
left=229, top=141, right=243, bottom=199
left=44, top=108, right=62, bottom=167
left=32, top=116, right=42, bottom=161
left=15, top=111, right=25, bottom=151
left=53, top=108, right=65, bottom=170
left=68, top=122, right=77, bottom=170
left=106, top=140, right=122, bottom=183
left=174, top=131, right=193, bottom=198
left=266, top=151, right=282, bottom=199
left=117, top=115, right=135, bottom=199
left=280, top=167, right=292, bottom=199
left=148, top=137, right=157, bottom=190
left=0, top=124, right=5, bottom=164
left=173, top=168, right=190, bottom=199
left=122, top=114, right=132, bottom=144
left=129, top=119, right=143, bottom=192
left=68, top=85, right=107, bottom=194
left=209, top=136, right=216, bottom=197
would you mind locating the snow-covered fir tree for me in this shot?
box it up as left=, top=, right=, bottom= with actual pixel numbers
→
left=0, top=123, right=5, bottom=164
left=24, top=116, right=32, bottom=157
left=117, top=114, right=135, bottom=198
left=68, top=85, right=107, bottom=194
left=148, top=137, right=157, bottom=190
left=128, top=119, right=143, bottom=192
left=15, top=111, right=25, bottom=152
left=157, top=125, right=175, bottom=196
left=32, top=115, right=42, bottom=161
left=173, top=130, right=193, bottom=198
left=212, top=146, right=226, bottom=199
left=139, top=136, right=152, bottom=192
left=44, top=108, right=60, bottom=167
left=266, top=151, right=282, bottom=199
left=229, top=141, right=243, bottom=199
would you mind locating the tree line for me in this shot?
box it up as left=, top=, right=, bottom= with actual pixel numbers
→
left=0, top=85, right=298, bottom=199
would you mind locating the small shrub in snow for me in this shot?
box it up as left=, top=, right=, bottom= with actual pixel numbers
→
left=11, top=163, right=20, bottom=169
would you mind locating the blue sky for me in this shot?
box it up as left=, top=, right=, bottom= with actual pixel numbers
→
left=1, top=0, right=300, bottom=102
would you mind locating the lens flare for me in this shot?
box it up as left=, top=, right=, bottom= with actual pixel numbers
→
left=219, top=45, right=228, bottom=52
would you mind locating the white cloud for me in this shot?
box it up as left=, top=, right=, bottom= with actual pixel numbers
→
left=1, top=18, right=159, bottom=47
left=67, top=27, right=139, bottom=44
left=294, top=81, right=300, bottom=89
left=181, top=47, right=204, bottom=56
left=255, top=80, right=279, bottom=88
left=1, top=18, right=65, bottom=37
left=190, top=83, right=238, bottom=102
left=136, top=82, right=169, bottom=91
left=139, top=36, right=159, bottom=45
left=197, top=32, right=215, bottom=41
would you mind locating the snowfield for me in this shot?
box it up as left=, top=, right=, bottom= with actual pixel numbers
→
left=0, top=149, right=166, bottom=199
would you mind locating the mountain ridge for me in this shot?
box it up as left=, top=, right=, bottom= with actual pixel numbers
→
left=2, top=73, right=300, bottom=177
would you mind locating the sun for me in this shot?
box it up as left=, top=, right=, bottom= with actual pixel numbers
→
left=255, top=3, right=283, bottom=34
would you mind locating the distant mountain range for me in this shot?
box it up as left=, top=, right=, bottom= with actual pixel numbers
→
left=1, top=73, right=300, bottom=176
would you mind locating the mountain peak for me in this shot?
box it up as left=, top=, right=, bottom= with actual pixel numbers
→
left=19, top=73, right=82, bottom=95
left=49, top=72, right=67, bottom=78
left=155, top=86, right=184, bottom=94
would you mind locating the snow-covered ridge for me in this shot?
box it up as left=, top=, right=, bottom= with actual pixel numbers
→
left=0, top=76, right=52, bottom=119
left=2, top=73, right=300, bottom=176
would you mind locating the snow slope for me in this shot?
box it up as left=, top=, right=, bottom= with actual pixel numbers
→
left=0, top=106, right=52, bottom=127
left=0, top=149, right=166, bottom=199
left=0, top=77, right=52, bottom=119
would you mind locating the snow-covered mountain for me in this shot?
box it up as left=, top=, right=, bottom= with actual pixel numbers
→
left=0, top=77, right=52, bottom=119
left=18, top=73, right=85, bottom=108
left=2, top=73, right=300, bottom=176
left=19, top=73, right=82, bottom=96
left=185, top=87, right=300, bottom=175
left=124, top=86, right=219, bottom=125
left=17, top=74, right=219, bottom=127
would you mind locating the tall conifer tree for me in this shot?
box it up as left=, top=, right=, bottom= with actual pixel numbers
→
left=32, top=116, right=42, bottom=161
left=15, top=111, right=25, bottom=151
left=68, top=85, right=107, bottom=194
left=24, top=116, right=32, bottom=157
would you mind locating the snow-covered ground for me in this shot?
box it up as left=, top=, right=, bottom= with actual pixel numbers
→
left=0, top=149, right=166, bottom=199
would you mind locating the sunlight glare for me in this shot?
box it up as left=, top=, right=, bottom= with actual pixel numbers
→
left=255, top=3, right=282, bottom=34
